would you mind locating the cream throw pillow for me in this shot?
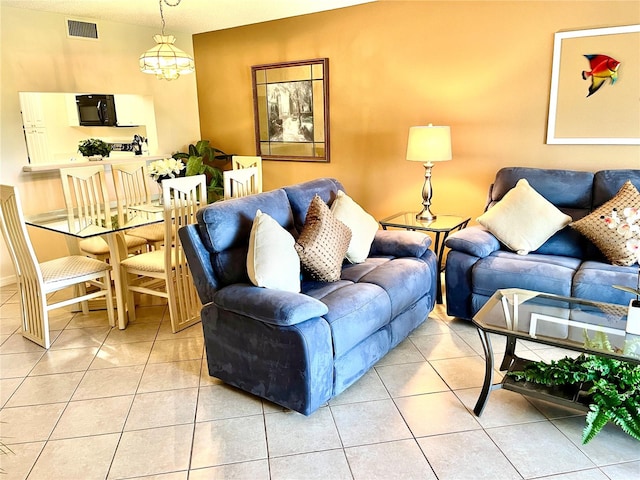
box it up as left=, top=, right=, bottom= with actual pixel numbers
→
left=330, top=190, right=379, bottom=263
left=247, top=209, right=301, bottom=292
left=477, top=178, right=572, bottom=255
left=571, top=180, right=640, bottom=266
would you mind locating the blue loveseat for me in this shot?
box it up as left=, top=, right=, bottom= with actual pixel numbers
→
left=179, top=178, right=438, bottom=415
left=445, top=167, right=640, bottom=321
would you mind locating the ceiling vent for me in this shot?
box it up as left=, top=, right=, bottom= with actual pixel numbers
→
left=66, top=19, right=99, bottom=40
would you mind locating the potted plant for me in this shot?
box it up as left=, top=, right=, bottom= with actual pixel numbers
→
left=78, top=138, right=112, bottom=160
left=507, top=334, right=640, bottom=444
left=172, top=140, right=233, bottom=203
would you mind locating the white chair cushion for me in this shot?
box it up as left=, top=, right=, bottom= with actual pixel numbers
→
left=79, top=233, right=148, bottom=255
left=127, top=223, right=166, bottom=243
left=40, top=255, right=111, bottom=284
left=120, top=249, right=175, bottom=272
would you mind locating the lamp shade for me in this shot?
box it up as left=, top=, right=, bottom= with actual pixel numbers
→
left=139, top=35, right=195, bottom=81
left=406, top=124, right=452, bottom=163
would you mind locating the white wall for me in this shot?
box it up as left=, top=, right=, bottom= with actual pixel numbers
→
left=0, top=6, right=202, bottom=284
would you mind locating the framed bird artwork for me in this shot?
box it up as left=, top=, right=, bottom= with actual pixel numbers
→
left=546, top=24, right=639, bottom=145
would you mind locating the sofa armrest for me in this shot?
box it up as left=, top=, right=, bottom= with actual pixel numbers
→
left=370, top=230, right=432, bottom=257
left=214, top=284, right=329, bottom=327
left=445, top=226, right=501, bottom=258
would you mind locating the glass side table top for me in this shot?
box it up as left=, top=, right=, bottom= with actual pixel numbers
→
left=378, top=212, right=469, bottom=232
left=474, top=288, right=640, bottom=363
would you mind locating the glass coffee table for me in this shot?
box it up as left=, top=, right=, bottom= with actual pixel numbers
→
left=472, top=288, right=640, bottom=415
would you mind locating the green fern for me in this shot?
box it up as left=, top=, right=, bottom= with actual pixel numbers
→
left=508, top=354, right=640, bottom=444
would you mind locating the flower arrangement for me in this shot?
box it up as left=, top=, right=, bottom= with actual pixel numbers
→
left=148, top=158, right=185, bottom=183
left=607, top=207, right=640, bottom=299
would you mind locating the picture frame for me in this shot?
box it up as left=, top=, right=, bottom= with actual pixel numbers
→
left=252, top=58, right=330, bottom=162
left=546, top=24, right=640, bottom=145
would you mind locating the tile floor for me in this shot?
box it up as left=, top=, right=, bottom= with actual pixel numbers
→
left=0, top=283, right=638, bottom=480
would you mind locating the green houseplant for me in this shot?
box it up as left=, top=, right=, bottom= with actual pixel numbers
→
left=507, top=333, right=640, bottom=444
left=78, top=138, right=112, bottom=159
left=172, top=140, right=232, bottom=203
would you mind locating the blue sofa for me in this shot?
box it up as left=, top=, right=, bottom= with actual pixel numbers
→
left=179, top=178, right=438, bottom=415
left=445, top=167, right=640, bottom=321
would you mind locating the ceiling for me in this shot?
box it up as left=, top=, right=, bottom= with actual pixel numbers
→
left=0, top=0, right=377, bottom=34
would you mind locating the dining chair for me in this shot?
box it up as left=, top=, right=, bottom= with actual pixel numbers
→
left=0, top=184, right=115, bottom=348
left=223, top=166, right=259, bottom=200
left=111, top=161, right=164, bottom=250
left=59, top=165, right=147, bottom=260
left=119, top=175, right=207, bottom=333
left=231, top=155, right=262, bottom=193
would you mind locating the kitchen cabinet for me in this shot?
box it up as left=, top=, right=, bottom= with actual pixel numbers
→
left=19, top=92, right=46, bottom=128
left=23, top=127, right=51, bottom=164
left=114, top=94, right=145, bottom=126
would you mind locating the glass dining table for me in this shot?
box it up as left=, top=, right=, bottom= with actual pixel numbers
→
left=25, top=205, right=164, bottom=329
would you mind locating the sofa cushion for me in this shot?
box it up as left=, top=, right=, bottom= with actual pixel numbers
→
left=295, top=195, right=352, bottom=282
left=472, top=251, right=581, bottom=297
left=571, top=181, right=640, bottom=266
left=330, top=190, right=379, bottom=264
left=247, top=210, right=300, bottom=293
left=477, top=179, right=572, bottom=255
left=573, top=260, right=640, bottom=305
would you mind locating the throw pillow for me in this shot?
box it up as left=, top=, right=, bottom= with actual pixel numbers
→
left=571, top=180, right=640, bottom=266
left=330, top=190, right=379, bottom=263
left=247, top=209, right=301, bottom=292
left=295, top=194, right=352, bottom=282
left=477, top=178, right=572, bottom=255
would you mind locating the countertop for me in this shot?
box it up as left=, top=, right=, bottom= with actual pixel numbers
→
left=22, top=154, right=170, bottom=173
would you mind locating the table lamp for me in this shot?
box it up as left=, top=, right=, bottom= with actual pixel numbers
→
left=406, top=124, right=452, bottom=221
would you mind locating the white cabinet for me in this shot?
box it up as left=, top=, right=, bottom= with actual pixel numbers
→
left=114, top=94, right=145, bottom=126
left=19, top=93, right=50, bottom=163
left=19, top=92, right=46, bottom=128
left=23, top=127, right=51, bottom=164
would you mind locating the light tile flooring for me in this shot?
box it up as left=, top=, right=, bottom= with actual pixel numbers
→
left=0, top=283, right=639, bottom=479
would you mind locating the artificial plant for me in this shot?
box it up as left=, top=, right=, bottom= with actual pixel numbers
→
left=78, top=138, right=112, bottom=158
left=508, top=332, right=640, bottom=444
left=172, top=140, right=232, bottom=203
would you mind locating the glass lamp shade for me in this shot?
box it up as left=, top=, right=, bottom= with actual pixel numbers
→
left=406, top=125, right=452, bottom=164
left=139, top=34, right=195, bottom=81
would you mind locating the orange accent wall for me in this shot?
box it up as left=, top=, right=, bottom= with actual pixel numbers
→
left=193, top=1, right=640, bottom=222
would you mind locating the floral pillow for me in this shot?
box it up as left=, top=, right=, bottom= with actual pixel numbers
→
left=571, top=180, right=640, bottom=266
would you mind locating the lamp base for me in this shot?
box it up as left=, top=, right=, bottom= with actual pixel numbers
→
left=416, top=208, right=436, bottom=222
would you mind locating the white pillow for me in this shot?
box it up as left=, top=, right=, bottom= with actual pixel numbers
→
left=477, top=178, right=572, bottom=255
left=330, top=190, right=379, bottom=263
left=247, top=210, right=300, bottom=292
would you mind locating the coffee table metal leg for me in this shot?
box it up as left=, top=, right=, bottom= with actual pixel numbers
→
left=474, top=328, right=495, bottom=416
left=500, top=335, right=517, bottom=370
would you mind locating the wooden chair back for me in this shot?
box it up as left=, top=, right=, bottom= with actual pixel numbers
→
left=111, top=161, right=154, bottom=226
left=59, top=165, right=112, bottom=233
left=232, top=155, right=262, bottom=193
left=161, top=175, right=207, bottom=332
left=223, top=166, right=259, bottom=200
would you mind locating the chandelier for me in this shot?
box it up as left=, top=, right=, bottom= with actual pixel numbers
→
left=139, top=0, right=195, bottom=81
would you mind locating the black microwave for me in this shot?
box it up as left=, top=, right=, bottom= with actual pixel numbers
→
left=76, top=94, right=117, bottom=126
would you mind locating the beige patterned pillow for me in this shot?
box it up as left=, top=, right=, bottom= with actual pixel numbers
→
left=295, top=194, right=352, bottom=282
left=571, top=181, right=640, bottom=266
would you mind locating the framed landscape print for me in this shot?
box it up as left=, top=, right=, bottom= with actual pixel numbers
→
left=546, top=24, right=640, bottom=145
left=252, top=58, right=330, bottom=162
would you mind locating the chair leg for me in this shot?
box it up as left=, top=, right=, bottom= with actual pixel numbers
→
left=103, top=271, right=116, bottom=328
left=123, top=270, right=137, bottom=325
left=77, top=282, right=90, bottom=314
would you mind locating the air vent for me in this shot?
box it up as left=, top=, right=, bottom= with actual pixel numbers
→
left=67, top=19, right=99, bottom=40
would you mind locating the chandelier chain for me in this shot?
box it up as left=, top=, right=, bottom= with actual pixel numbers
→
left=158, top=0, right=182, bottom=35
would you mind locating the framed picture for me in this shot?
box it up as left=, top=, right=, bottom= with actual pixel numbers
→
left=546, top=24, right=640, bottom=145
left=252, top=58, right=330, bottom=162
